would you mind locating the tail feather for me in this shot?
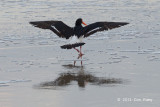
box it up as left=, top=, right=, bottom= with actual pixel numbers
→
left=61, top=42, right=85, bottom=49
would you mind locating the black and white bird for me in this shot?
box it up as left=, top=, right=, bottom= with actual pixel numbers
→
left=30, top=18, right=129, bottom=57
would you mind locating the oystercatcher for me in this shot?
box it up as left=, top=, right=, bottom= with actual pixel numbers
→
left=30, top=18, right=129, bottom=65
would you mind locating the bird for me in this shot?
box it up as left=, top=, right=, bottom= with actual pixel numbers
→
left=30, top=18, right=129, bottom=65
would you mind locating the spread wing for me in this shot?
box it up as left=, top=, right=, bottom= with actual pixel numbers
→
left=30, top=21, right=74, bottom=39
left=83, top=22, right=129, bottom=37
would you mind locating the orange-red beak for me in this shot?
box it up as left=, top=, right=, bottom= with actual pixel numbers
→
left=82, top=21, right=87, bottom=26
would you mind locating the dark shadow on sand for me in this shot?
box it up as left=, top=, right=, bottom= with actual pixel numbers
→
left=36, top=64, right=127, bottom=89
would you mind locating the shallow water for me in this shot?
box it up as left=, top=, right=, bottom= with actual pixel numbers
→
left=0, top=0, right=160, bottom=107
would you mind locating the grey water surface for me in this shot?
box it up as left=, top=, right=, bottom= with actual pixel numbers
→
left=0, top=0, right=160, bottom=107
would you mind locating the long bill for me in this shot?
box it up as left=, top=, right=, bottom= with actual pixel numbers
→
left=82, top=21, right=87, bottom=26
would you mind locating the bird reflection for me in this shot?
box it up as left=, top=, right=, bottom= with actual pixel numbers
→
left=38, top=64, right=124, bottom=89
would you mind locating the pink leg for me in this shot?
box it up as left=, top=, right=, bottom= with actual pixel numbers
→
left=73, top=48, right=79, bottom=66
left=80, top=46, right=83, bottom=66
left=79, top=46, right=83, bottom=57
left=81, top=57, right=83, bottom=66
left=74, top=48, right=80, bottom=53
left=73, top=46, right=84, bottom=66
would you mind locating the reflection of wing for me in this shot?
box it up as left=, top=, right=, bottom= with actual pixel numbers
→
left=39, top=72, right=124, bottom=89
left=53, top=73, right=74, bottom=86
left=83, top=22, right=129, bottom=37
left=40, top=73, right=74, bottom=87
left=30, top=21, right=74, bottom=39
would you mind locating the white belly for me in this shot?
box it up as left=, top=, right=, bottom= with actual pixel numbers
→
left=69, top=35, right=84, bottom=44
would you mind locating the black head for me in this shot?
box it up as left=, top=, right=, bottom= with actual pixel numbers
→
left=75, top=18, right=87, bottom=26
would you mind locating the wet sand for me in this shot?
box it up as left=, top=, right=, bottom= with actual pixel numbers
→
left=0, top=0, right=160, bottom=107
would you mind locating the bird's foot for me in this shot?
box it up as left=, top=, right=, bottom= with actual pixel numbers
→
left=78, top=53, right=84, bottom=59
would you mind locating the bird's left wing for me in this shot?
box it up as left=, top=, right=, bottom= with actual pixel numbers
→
left=83, top=22, right=129, bottom=37
left=30, top=21, right=74, bottom=39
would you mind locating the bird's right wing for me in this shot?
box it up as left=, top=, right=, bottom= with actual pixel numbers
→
left=83, top=22, right=129, bottom=37
left=30, top=21, right=74, bottom=39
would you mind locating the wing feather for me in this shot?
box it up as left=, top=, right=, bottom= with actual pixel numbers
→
left=83, top=22, right=129, bottom=37
left=30, top=21, right=74, bottom=39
